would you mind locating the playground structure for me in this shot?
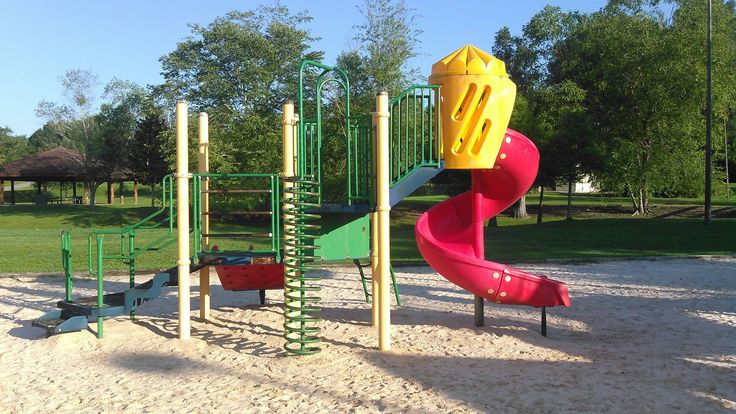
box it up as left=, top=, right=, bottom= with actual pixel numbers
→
left=33, top=45, right=570, bottom=354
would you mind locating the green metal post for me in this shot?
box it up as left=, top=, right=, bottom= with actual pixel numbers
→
left=129, top=231, right=136, bottom=320
left=96, top=234, right=104, bottom=339
left=428, top=90, right=433, bottom=163
left=62, top=230, right=73, bottom=302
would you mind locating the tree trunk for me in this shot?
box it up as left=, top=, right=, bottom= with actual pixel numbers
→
left=487, top=216, right=498, bottom=227
left=512, top=195, right=529, bottom=219
left=537, top=186, right=545, bottom=224
left=566, top=175, right=574, bottom=221
left=107, top=181, right=114, bottom=204
left=87, top=181, right=99, bottom=209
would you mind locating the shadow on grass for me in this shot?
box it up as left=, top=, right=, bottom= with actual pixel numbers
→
left=0, top=204, right=160, bottom=228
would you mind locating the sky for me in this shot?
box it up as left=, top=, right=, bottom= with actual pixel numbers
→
left=0, top=0, right=608, bottom=137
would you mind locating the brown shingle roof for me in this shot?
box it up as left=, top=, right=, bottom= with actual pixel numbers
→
left=0, top=147, right=132, bottom=181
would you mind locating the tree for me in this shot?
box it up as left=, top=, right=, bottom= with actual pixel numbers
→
left=354, top=0, right=422, bottom=94
left=0, top=127, right=31, bottom=165
left=28, top=124, right=62, bottom=150
left=36, top=69, right=105, bottom=207
left=35, top=70, right=143, bottom=208
left=493, top=7, right=591, bottom=220
left=157, top=5, right=323, bottom=175
left=538, top=81, right=601, bottom=220
left=130, top=113, right=171, bottom=206
left=507, top=95, right=536, bottom=219
left=339, top=0, right=422, bottom=110
left=553, top=1, right=736, bottom=213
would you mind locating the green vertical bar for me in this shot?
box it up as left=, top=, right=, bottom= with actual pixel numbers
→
left=271, top=176, right=277, bottom=255
left=413, top=90, right=418, bottom=167
left=63, top=230, right=73, bottom=302
left=402, top=94, right=409, bottom=175
left=129, top=231, right=136, bottom=320
left=397, top=100, right=402, bottom=179
left=194, top=176, right=201, bottom=254
left=309, top=124, right=314, bottom=177
left=436, top=86, right=441, bottom=166
left=96, top=235, right=104, bottom=339
left=353, top=122, right=358, bottom=201
left=168, top=176, right=174, bottom=232
left=317, top=123, right=322, bottom=204
left=389, top=105, right=393, bottom=183
left=88, top=234, right=93, bottom=274
left=429, top=89, right=434, bottom=163
left=346, top=120, right=353, bottom=203
left=420, top=90, right=425, bottom=164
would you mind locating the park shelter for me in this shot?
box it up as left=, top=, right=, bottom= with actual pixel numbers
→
left=0, top=146, right=137, bottom=205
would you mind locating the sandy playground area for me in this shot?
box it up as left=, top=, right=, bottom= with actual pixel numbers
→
left=1, top=257, right=735, bottom=413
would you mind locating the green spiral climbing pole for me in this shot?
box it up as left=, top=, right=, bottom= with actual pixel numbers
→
left=282, top=176, right=322, bottom=355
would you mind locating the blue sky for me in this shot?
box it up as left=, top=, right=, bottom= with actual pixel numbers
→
left=0, top=1, right=607, bottom=136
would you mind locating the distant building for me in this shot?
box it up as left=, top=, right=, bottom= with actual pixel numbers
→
left=553, top=174, right=598, bottom=193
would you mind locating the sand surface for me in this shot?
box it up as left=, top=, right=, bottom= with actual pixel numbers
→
left=1, top=258, right=735, bottom=413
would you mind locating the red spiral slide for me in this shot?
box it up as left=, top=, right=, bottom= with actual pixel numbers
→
left=415, top=129, right=570, bottom=308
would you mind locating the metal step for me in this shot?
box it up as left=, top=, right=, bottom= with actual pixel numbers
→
left=389, top=164, right=444, bottom=207
left=33, top=260, right=214, bottom=338
left=32, top=310, right=88, bottom=336
left=124, top=271, right=173, bottom=311
left=57, top=293, right=126, bottom=318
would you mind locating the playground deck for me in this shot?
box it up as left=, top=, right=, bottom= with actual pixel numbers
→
left=2, top=258, right=735, bottom=413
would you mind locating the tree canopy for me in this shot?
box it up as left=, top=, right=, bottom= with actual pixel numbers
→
left=494, top=0, right=736, bottom=215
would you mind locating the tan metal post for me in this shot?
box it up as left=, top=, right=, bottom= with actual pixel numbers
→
left=198, top=112, right=211, bottom=320
left=176, top=100, right=191, bottom=340
left=376, top=92, right=391, bottom=351
left=133, top=180, right=138, bottom=205
left=282, top=100, right=297, bottom=335
left=282, top=100, right=295, bottom=271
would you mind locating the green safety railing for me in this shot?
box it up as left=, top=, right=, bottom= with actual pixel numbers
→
left=389, top=85, right=442, bottom=187
left=192, top=173, right=281, bottom=262
left=85, top=174, right=177, bottom=317
left=348, top=114, right=373, bottom=204
left=80, top=172, right=284, bottom=319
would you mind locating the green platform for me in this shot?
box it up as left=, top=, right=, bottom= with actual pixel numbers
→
left=315, top=213, right=370, bottom=261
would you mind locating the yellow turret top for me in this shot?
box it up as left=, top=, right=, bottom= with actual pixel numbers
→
left=430, top=45, right=508, bottom=80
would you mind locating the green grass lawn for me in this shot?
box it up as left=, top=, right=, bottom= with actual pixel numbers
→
left=0, top=190, right=734, bottom=274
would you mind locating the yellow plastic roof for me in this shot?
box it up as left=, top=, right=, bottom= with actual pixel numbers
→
left=430, top=45, right=508, bottom=78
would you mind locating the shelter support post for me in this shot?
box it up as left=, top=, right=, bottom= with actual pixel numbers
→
left=0, top=180, right=4, bottom=204
left=133, top=180, right=138, bottom=205
left=10, top=180, right=15, bottom=204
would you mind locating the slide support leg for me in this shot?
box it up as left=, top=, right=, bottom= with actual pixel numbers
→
left=474, top=295, right=484, bottom=327
left=541, top=307, right=547, bottom=337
